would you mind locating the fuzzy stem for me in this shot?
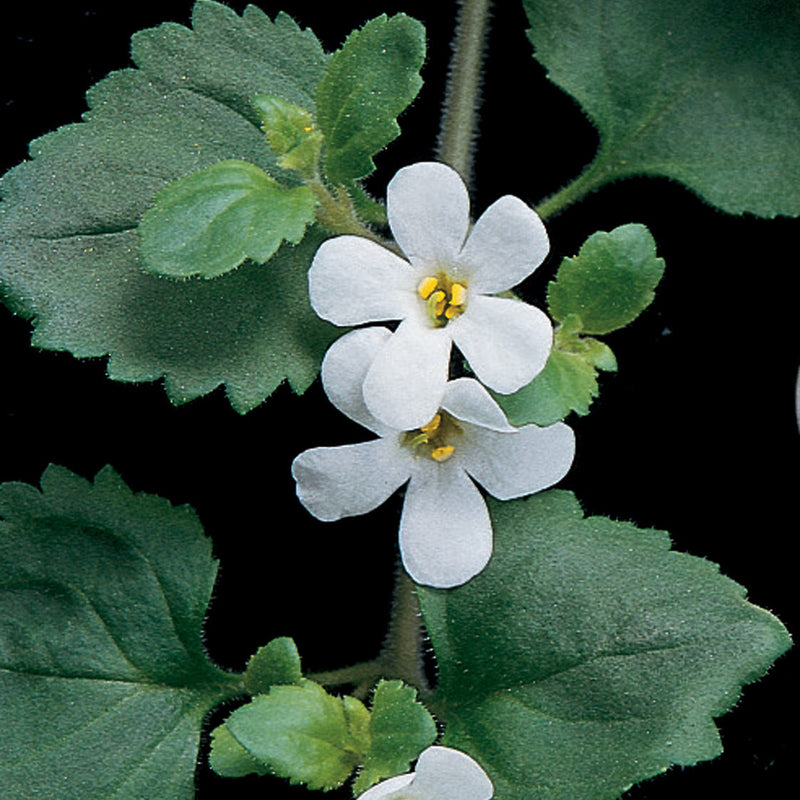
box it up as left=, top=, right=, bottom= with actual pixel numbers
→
left=378, top=565, right=428, bottom=694
left=436, top=0, right=494, bottom=184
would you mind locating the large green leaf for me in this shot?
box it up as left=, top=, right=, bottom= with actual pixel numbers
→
left=0, top=0, right=336, bottom=412
left=525, top=0, right=800, bottom=217
left=0, top=465, right=242, bottom=800
left=418, top=491, right=790, bottom=800
left=316, top=13, right=426, bottom=184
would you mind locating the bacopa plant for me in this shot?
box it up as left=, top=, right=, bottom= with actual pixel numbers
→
left=0, top=2, right=795, bottom=800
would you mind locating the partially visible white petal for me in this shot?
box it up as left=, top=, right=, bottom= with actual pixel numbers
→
left=410, top=747, right=494, bottom=800
left=308, top=235, right=417, bottom=325
left=387, top=162, right=470, bottom=267
left=456, top=195, right=549, bottom=294
left=321, top=327, right=393, bottom=435
left=357, top=772, right=415, bottom=800
left=400, top=462, right=492, bottom=588
left=363, top=318, right=452, bottom=431
left=451, top=294, right=553, bottom=394
left=292, top=438, right=411, bottom=521
left=461, top=422, right=575, bottom=500
left=441, top=378, right=515, bottom=432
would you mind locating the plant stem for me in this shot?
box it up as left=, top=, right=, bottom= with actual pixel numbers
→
left=436, top=0, right=494, bottom=184
left=534, top=154, right=614, bottom=220
left=379, top=565, right=428, bottom=694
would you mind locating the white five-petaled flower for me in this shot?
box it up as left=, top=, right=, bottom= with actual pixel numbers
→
left=358, top=746, right=493, bottom=800
left=308, top=161, right=553, bottom=431
left=291, top=327, right=575, bottom=588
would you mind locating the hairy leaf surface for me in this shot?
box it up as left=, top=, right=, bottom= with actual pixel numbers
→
left=418, top=491, right=790, bottom=800
left=316, top=13, right=426, bottom=184
left=0, top=465, right=241, bottom=800
left=0, top=0, right=336, bottom=411
left=525, top=0, right=800, bottom=216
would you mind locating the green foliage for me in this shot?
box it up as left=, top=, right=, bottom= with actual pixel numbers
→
left=0, top=0, right=336, bottom=412
left=497, top=341, right=613, bottom=427
left=547, top=224, right=665, bottom=335
left=353, top=680, right=438, bottom=794
left=220, top=680, right=370, bottom=791
left=209, top=726, right=270, bottom=779
left=253, top=94, right=324, bottom=176
left=139, top=160, right=317, bottom=278
left=0, top=465, right=242, bottom=800
left=244, top=636, right=305, bottom=694
left=524, top=0, right=800, bottom=217
left=418, top=491, right=791, bottom=800
left=498, top=224, right=661, bottom=425
left=316, top=14, right=426, bottom=184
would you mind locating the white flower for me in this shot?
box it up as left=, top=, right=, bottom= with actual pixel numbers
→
left=291, top=327, right=575, bottom=588
left=357, top=746, right=493, bottom=800
left=308, top=161, right=553, bottom=431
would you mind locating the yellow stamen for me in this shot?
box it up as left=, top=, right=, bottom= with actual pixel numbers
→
left=431, top=445, right=455, bottom=462
left=420, top=413, right=441, bottom=435
left=417, top=276, right=439, bottom=300
left=449, top=282, right=467, bottom=306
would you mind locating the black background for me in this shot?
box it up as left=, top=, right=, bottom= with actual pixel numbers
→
left=1, top=2, right=796, bottom=799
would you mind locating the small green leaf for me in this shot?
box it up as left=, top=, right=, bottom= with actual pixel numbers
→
left=138, top=159, right=317, bottom=279
left=253, top=94, right=324, bottom=177
left=496, top=347, right=604, bottom=427
left=354, top=679, right=438, bottom=794
left=316, top=14, right=426, bottom=184
left=0, top=465, right=242, bottom=800
left=209, top=725, right=269, bottom=778
left=524, top=0, right=800, bottom=217
left=418, top=491, right=791, bottom=800
left=244, top=636, right=304, bottom=694
left=224, top=681, right=368, bottom=791
left=547, top=224, right=665, bottom=335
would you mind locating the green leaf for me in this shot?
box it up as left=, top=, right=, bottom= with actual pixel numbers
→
left=0, top=465, right=242, bottom=800
left=496, top=347, right=604, bottom=427
left=354, top=679, right=438, bottom=794
left=0, top=1, right=337, bottom=412
left=253, top=94, right=324, bottom=177
left=525, top=0, right=800, bottom=217
left=209, top=725, right=270, bottom=779
left=316, top=14, right=426, bottom=184
left=138, top=159, right=317, bottom=279
left=547, top=224, right=665, bottom=335
left=244, top=636, right=304, bottom=695
left=418, top=491, right=790, bottom=800
left=223, top=680, right=369, bottom=791
left=497, top=224, right=660, bottom=425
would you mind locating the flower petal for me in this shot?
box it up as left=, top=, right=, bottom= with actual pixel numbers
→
left=411, top=747, right=494, bottom=800
left=292, top=438, right=411, bottom=521
left=387, top=162, right=470, bottom=267
left=451, top=294, right=553, bottom=394
left=357, top=773, right=415, bottom=800
left=308, top=235, right=417, bottom=325
left=456, top=195, right=549, bottom=294
left=400, top=462, right=492, bottom=588
left=363, top=318, right=452, bottom=431
left=441, top=377, right=515, bottom=432
left=460, top=421, right=575, bottom=500
left=321, top=327, right=394, bottom=435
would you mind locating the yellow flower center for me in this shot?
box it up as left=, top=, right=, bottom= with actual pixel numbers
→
left=401, top=411, right=463, bottom=462
left=417, top=271, right=468, bottom=327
